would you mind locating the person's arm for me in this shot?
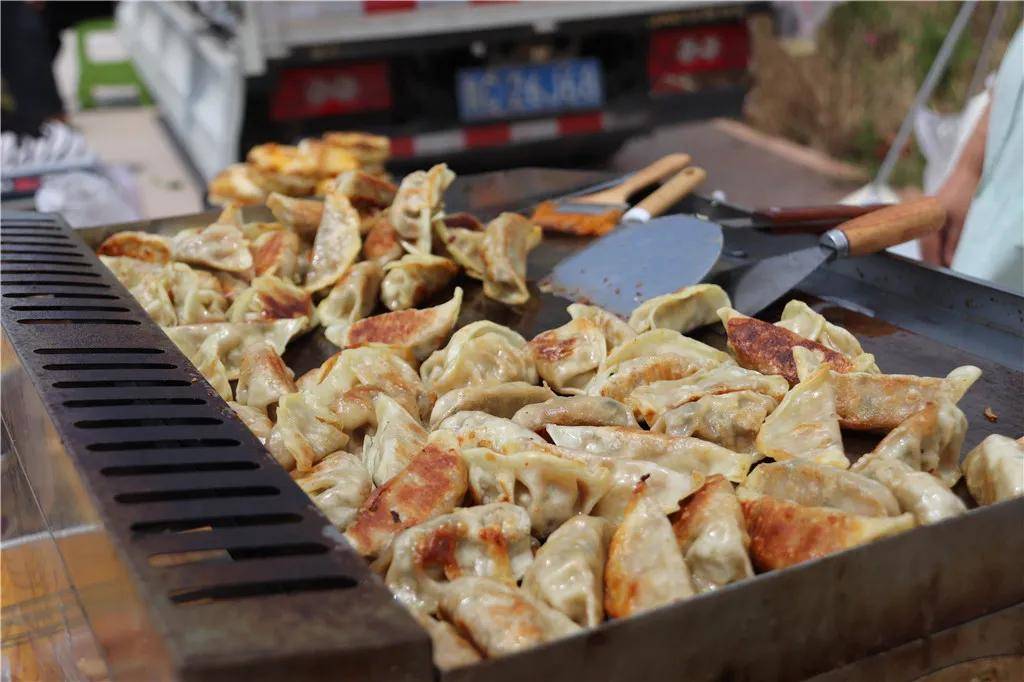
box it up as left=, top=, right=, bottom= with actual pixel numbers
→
left=921, top=104, right=989, bottom=267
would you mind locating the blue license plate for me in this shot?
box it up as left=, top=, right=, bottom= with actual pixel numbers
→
left=456, top=58, right=604, bottom=122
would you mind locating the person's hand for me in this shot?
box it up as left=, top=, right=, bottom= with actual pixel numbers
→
left=928, top=167, right=976, bottom=267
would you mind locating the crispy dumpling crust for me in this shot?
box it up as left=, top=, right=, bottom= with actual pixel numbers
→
left=345, top=442, right=468, bottom=560
left=722, top=312, right=853, bottom=385
left=97, top=231, right=172, bottom=263
left=741, top=496, right=915, bottom=571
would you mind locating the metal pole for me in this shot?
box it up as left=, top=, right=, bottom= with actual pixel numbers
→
left=874, top=0, right=978, bottom=189
left=966, top=1, right=1009, bottom=99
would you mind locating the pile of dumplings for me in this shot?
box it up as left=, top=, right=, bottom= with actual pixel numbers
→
left=97, top=169, right=1023, bottom=671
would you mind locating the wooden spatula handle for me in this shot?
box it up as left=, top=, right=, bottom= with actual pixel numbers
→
left=834, top=197, right=946, bottom=257
left=583, top=153, right=692, bottom=204
left=758, top=203, right=890, bottom=224
left=630, top=166, right=707, bottom=219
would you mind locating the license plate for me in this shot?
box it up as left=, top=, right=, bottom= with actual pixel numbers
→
left=456, top=58, right=604, bottom=122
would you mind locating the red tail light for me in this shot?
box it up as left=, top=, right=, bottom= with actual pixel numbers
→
left=271, top=62, right=392, bottom=121
left=648, top=23, right=749, bottom=94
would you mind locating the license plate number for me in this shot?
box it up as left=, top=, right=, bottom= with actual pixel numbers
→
left=457, top=58, right=604, bottom=122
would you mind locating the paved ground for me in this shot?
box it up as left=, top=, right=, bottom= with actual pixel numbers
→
left=609, top=118, right=864, bottom=210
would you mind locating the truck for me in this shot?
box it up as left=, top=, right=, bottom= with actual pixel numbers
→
left=116, top=1, right=768, bottom=181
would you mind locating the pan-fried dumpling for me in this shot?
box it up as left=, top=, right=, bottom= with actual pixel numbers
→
left=317, top=261, right=383, bottom=346
left=851, top=455, right=966, bottom=525
left=555, top=446, right=705, bottom=524
left=164, top=318, right=307, bottom=380
left=98, top=231, right=172, bottom=263
left=962, top=434, right=1024, bottom=505
left=345, top=287, right=463, bottom=362
left=522, top=515, right=609, bottom=627
left=386, top=503, right=533, bottom=613
left=345, top=442, right=468, bottom=560
left=792, top=347, right=981, bottom=431
left=461, top=446, right=611, bottom=537
left=266, top=191, right=322, bottom=241
left=235, top=341, right=296, bottom=410
left=437, top=577, right=579, bottom=657
left=719, top=308, right=854, bottom=385
left=293, top=451, right=372, bottom=529
left=129, top=274, right=178, bottom=327
left=430, top=382, right=555, bottom=428
left=381, top=250, right=458, bottom=311
left=739, top=461, right=899, bottom=517
left=672, top=475, right=753, bottom=592
left=605, top=483, right=693, bottom=617
left=433, top=411, right=547, bottom=455
left=362, top=213, right=404, bottom=265
left=100, top=255, right=164, bottom=289
left=546, top=425, right=753, bottom=483
left=189, top=334, right=232, bottom=401
left=420, top=320, right=536, bottom=395
left=869, top=401, right=966, bottom=487
left=212, top=271, right=250, bottom=303
left=741, top=495, right=915, bottom=571
left=333, top=168, right=397, bottom=211
left=585, top=353, right=717, bottom=404
left=303, top=346, right=429, bottom=427
left=304, top=192, right=362, bottom=292
left=602, top=328, right=733, bottom=371
left=480, top=212, right=540, bottom=305
left=775, top=300, right=878, bottom=371
left=434, top=217, right=485, bottom=279
left=652, top=391, right=779, bottom=454
left=389, top=164, right=455, bottom=253
left=628, top=364, right=789, bottom=426
left=512, top=396, right=639, bottom=433
left=629, top=284, right=730, bottom=334
left=251, top=228, right=301, bottom=282
left=567, top=303, right=636, bottom=350
left=227, top=401, right=272, bottom=443
left=408, top=609, right=481, bottom=670
left=172, top=207, right=253, bottom=276
left=165, top=263, right=229, bottom=325
left=528, top=318, right=606, bottom=394
left=362, top=393, right=428, bottom=486
left=208, top=163, right=266, bottom=206
left=265, top=392, right=348, bottom=471
left=228, top=274, right=313, bottom=323
left=755, top=366, right=848, bottom=469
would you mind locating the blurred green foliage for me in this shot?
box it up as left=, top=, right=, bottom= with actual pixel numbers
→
left=746, top=2, right=1023, bottom=188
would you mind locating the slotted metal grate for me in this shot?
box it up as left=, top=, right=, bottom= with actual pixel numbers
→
left=0, top=212, right=431, bottom=681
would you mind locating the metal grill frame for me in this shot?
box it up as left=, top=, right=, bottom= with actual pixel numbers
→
left=0, top=211, right=431, bottom=681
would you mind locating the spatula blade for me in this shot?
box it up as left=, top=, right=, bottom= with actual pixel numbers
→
left=713, top=245, right=831, bottom=317
left=545, top=215, right=724, bottom=318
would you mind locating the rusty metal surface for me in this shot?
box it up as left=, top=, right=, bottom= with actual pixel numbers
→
left=0, top=213, right=432, bottom=681
left=28, top=168, right=1024, bottom=679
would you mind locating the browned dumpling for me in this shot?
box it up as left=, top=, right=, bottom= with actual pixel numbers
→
left=528, top=318, right=606, bottom=394
left=266, top=192, right=323, bottom=241
left=605, top=482, right=694, bottom=617
left=437, top=577, right=579, bottom=657
left=381, top=251, right=459, bottom=311
left=512, top=395, right=639, bottom=433
left=345, top=288, right=463, bottom=362
left=227, top=274, right=313, bottom=324
left=316, top=261, right=383, bottom=347
left=292, top=451, right=372, bottom=530
left=430, top=382, right=555, bottom=428
left=386, top=503, right=533, bottom=613
left=97, top=231, right=172, bottom=263
left=172, top=206, right=254, bottom=277
left=741, top=495, right=915, bottom=571
left=344, top=442, right=468, bottom=561
left=251, top=228, right=301, bottom=282
left=235, top=341, right=296, bottom=410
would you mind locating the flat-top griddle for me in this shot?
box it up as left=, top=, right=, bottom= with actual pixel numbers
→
left=2, top=168, right=1022, bottom=681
